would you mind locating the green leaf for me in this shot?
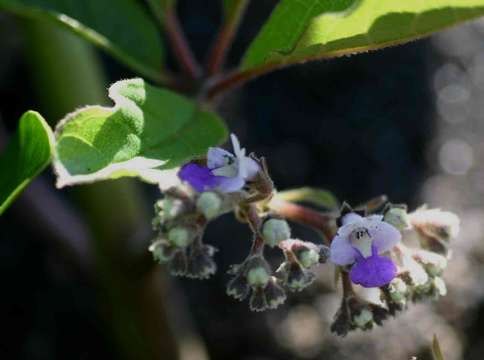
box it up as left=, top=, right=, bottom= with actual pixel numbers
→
left=0, top=111, right=54, bottom=215
left=0, top=0, right=165, bottom=82
left=274, top=187, right=339, bottom=210
left=432, top=334, right=445, bottom=360
left=242, top=0, right=484, bottom=70
left=53, top=78, right=228, bottom=188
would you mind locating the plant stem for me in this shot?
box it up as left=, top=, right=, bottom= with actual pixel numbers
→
left=206, top=0, right=250, bottom=75
left=341, top=271, right=354, bottom=297
left=206, top=63, right=278, bottom=100
left=268, top=198, right=336, bottom=243
left=163, top=6, right=202, bottom=79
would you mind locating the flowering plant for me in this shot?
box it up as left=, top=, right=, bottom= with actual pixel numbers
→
left=0, top=0, right=472, bottom=352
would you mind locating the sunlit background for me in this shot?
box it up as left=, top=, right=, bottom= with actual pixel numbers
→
left=1, top=1, right=484, bottom=359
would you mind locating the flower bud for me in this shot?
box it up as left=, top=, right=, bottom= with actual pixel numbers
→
left=264, top=277, right=287, bottom=310
left=149, top=239, right=176, bottom=263
left=296, top=247, right=320, bottom=268
left=249, top=287, right=268, bottom=312
left=413, top=250, right=448, bottom=277
left=353, top=308, right=373, bottom=330
left=187, top=244, right=217, bottom=279
left=262, top=219, right=291, bottom=247
left=161, top=196, right=185, bottom=220
left=388, top=277, right=408, bottom=303
left=169, top=251, right=188, bottom=276
left=246, top=259, right=271, bottom=288
left=409, top=208, right=460, bottom=254
left=196, top=192, right=222, bottom=220
left=226, top=274, right=250, bottom=301
left=433, top=277, right=447, bottom=297
left=284, top=262, right=316, bottom=292
left=168, top=226, right=195, bottom=248
left=384, top=206, right=410, bottom=231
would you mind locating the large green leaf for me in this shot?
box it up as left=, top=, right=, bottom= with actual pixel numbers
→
left=0, top=111, right=54, bottom=215
left=53, top=78, right=228, bottom=188
left=242, top=0, right=484, bottom=70
left=0, top=0, right=165, bottom=81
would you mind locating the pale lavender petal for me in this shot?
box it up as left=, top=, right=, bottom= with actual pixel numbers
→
left=230, top=133, right=242, bottom=157
left=217, top=175, right=245, bottom=193
left=243, top=157, right=260, bottom=180
left=341, top=212, right=362, bottom=226
left=178, top=163, right=219, bottom=192
left=365, top=218, right=401, bottom=254
left=350, top=254, right=396, bottom=288
left=207, top=147, right=233, bottom=169
left=330, top=233, right=358, bottom=265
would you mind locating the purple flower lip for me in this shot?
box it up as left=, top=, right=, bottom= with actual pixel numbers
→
left=330, top=212, right=401, bottom=288
left=178, top=134, right=260, bottom=193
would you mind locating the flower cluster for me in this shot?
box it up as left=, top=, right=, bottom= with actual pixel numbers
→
left=329, top=203, right=459, bottom=335
left=149, top=134, right=460, bottom=336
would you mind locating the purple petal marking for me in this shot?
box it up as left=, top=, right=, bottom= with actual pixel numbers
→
left=330, top=233, right=358, bottom=265
left=349, top=254, right=397, bottom=288
left=178, top=163, right=219, bottom=192
left=217, top=175, right=245, bottom=193
left=207, top=147, right=233, bottom=169
left=366, top=217, right=401, bottom=254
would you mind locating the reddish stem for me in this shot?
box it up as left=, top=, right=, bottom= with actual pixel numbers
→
left=206, top=0, right=250, bottom=75
left=164, top=7, right=202, bottom=79
left=206, top=63, right=278, bottom=100
left=269, top=199, right=336, bottom=243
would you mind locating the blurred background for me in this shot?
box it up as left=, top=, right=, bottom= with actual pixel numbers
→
left=1, top=1, right=483, bottom=359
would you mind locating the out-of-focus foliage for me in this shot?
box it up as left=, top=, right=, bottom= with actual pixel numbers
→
left=0, top=0, right=165, bottom=80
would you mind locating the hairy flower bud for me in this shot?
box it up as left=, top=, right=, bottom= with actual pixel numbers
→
left=264, top=277, right=287, bottom=310
left=149, top=239, right=176, bottom=263
left=262, top=218, right=291, bottom=247
left=226, top=274, right=250, bottom=301
left=409, top=207, right=460, bottom=254
left=353, top=308, right=373, bottom=330
left=196, top=192, right=222, bottom=220
left=296, top=247, right=320, bottom=268
left=413, top=249, right=448, bottom=277
left=160, top=196, right=185, bottom=220
left=384, top=206, right=410, bottom=231
left=169, top=251, right=188, bottom=276
left=282, top=262, right=316, bottom=292
left=388, top=277, right=408, bottom=303
left=168, top=226, right=195, bottom=248
left=249, top=287, right=268, bottom=312
left=246, top=256, right=271, bottom=288
left=187, top=244, right=217, bottom=279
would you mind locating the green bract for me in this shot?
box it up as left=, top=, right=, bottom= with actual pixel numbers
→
left=53, top=78, right=227, bottom=188
left=0, top=0, right=165, bottom=81
left=0, top=111, right=54, bottom=215
left=242, top=0, right=484, bottom=70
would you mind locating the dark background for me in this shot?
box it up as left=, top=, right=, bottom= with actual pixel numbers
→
left=0, top=1, right=482, bottom=359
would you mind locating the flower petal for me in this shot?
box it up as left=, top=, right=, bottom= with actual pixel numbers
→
left=217, top=175, right=245, bottom=193
left=207, top=147, right=233, bottom=169
left=350, top=254, right=396, bottom=288
left=242, top=157, right=260, bottom=180
left=230, top=133, right=242, bottom=158
left=178, top=163, right=219, bottom=192
left=365, top=217, right=401, bottom=254
left=341, top=212, right=362, bottom=226
left=330, top=233, right=358, bottom=265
